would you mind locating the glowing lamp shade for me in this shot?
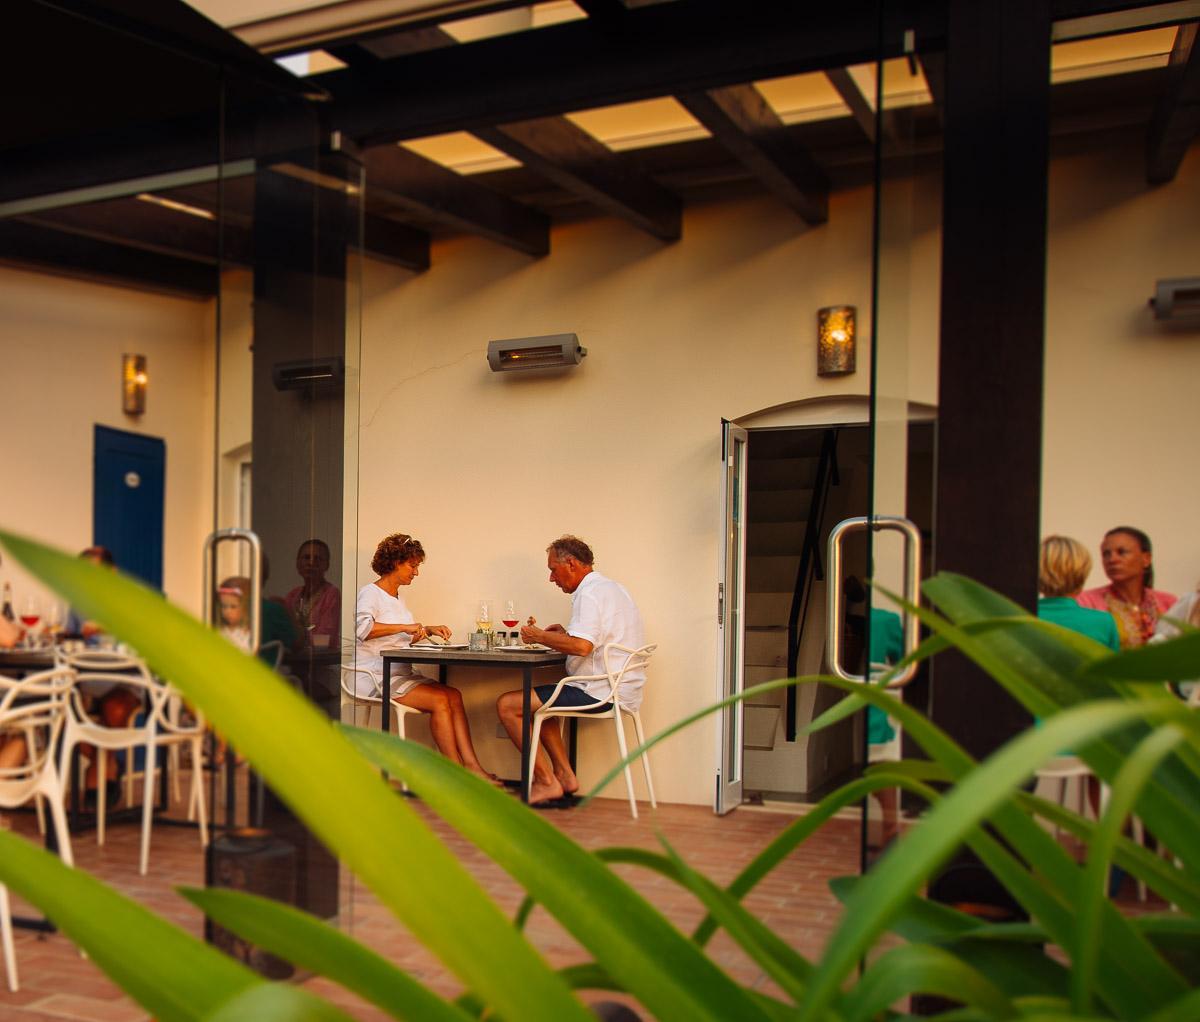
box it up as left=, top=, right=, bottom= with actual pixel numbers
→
left=817, top=306, right=856, bottom=376
left=122, top=354, right=148, bottom=415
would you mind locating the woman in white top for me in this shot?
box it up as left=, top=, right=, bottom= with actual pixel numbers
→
left=355, top=533, right=495, bottom=781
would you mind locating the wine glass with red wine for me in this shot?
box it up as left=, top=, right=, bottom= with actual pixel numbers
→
left=502, top=599, right=519, bottom=643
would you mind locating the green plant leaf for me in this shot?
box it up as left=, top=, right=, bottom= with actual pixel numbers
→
left=1071, top=725, right=1185, bottom=1014
left=181, top=887, right=474, bottom=1022
left=1144, top=989, right=1200, bottom=1022
left=0, top=530, right=588, bottom=1022
left=0, top=829, right=260, bottom=1021
left=1083, top=630, right=1200, bottom=682
left=344, top=725, right=774, bottom=1022
left=795, top=701, right=1192, bottom=1020
left=843, top=943, right=1017, bottom=1021
left=201, top=983, right=356, bottom=1021
left=922, top=573, right=1200, bottom=878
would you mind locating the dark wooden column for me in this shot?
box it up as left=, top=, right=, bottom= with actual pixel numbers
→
left=247, top=137, right=357, bottom=923
left=932, top=0, right=1050, bottom=759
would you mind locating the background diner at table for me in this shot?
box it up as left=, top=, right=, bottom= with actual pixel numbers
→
left=355, top=532, right=496, bottom=782
left=498, top=535, right=646, bottom=805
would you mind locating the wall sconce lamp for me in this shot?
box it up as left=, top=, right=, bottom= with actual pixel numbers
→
left=817, top=306, right=856, bottom=376
left=1149, top=278, right=1200, bottom=319
left=487, top=334, right=586, bottom=372
left=122, top=354, right=148, bottom=415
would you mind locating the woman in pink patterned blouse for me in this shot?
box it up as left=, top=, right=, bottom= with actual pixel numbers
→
left=1076, top=526, right=1176, bottom=648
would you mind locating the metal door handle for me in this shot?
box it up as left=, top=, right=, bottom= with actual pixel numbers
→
left=826, top=516, right=921, bottom=685
left=202, top=528, right=263, bottom=653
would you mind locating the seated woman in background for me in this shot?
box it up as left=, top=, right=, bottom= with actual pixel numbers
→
left=1076, top=526, right=1176, bottom=648
left=1038, top=535, right=1120, bottom=651
left=355, top=533, right=496, bottom=782
left=1153, top=580, right=1200, bottom=703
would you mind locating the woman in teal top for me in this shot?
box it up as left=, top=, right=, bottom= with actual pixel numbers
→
left=1037, top=535, right=1120, bottom=651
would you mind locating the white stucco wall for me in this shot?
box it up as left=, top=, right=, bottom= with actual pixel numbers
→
left=1042, top=143, right=1200, bottom=598
left=352, top=186, right=893, bottom=806
left=0, top=267, right=215, bottom=617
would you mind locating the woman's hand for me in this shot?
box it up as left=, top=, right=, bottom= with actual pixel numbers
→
left=428, top=624, right=452, bottom=640
left=410, top=622, right=428, bottom=643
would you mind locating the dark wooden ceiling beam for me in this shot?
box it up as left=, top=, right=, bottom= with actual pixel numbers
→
left=21, top=197, right=246, bottom=265
left=362, top=213, right=431, bottom=270
left=676, top=84, right=830, bottom=225
left=473, top=118, right=681, bottom=240
left=825, top=68, right=877, bottom=142
left=0, top=219, right=216, bottom=299
left=1147, top=22, right=1200, bottom=184
left=364, top=145, right=549, bottom=256
left=320, top=0, right=924, bottom=146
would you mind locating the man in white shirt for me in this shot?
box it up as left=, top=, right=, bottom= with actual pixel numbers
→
left=497, top=535, right=645, bottom=804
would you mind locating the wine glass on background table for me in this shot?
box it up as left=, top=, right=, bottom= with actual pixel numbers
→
left=19, top=595, right=40, bottom=648
left=476, top=600, right=493, bottom=639
left=43, top=600, right=64, bottom=646
left=501, top=599, right=519, bottom=647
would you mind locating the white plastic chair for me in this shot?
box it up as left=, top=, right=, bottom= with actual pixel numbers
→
left=340, top=664, right=423, bottom=735
left=58, top=651, right=208, bottom=875
left=340, top=664, right=423, bottom=789
left=1, top=666, right=75, bottom=992
left=529, top=643, right=657, bottom=819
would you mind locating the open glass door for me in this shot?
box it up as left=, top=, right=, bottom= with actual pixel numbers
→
left=716, top=420, right=748, bottom=814
left=858, top=42, right=943, bottom=858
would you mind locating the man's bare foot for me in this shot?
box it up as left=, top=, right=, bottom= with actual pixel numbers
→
left=529, top=776, right=567, bottom=804
left=555, top=767, right=580, bottom=796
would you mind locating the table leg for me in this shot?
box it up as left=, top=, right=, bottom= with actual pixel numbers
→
left=382, top=659, right=391, bottom=734
left=520, top=665, right=532, bottom=803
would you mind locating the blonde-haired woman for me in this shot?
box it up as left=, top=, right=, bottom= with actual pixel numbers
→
left=1038, top=535, right=1119, bottom=651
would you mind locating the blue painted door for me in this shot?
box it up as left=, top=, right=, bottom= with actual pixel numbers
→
left=93, top=425, right=165, bottom=590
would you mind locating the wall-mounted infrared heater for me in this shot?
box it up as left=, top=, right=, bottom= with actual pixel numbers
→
left=487, top=334, right=586, bottom=372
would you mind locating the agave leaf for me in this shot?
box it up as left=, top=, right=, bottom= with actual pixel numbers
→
left=1071, top=725, right=1186, bottom=1015
left=843, top=943, right=1017, bottom=1021
left=1083, top=630, right=1200, bottom=683
left=829, top=877, right=1067, bottom=1001
left=795, top=701, right=1191, bottom=1020
left=0, top=829, right=259, bottom=1021
left=0, top=530, right=588, bottom=1022
left=921, top=573, right=1200, bottom=876
left=345, top=725, right=774, bottom=1022
left=181, top=888, right=473, bottom=1022
left=201, top=983, right=355, bottom=1021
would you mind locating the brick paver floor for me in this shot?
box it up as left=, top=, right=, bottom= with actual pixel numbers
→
left=0, top=769, right=1155, bottom=1020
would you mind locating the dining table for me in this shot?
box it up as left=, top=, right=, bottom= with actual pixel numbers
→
left=380, top=644, right=568, bottom=802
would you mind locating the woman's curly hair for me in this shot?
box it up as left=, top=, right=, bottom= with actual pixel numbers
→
left=372, top=533, right=426, bottom=576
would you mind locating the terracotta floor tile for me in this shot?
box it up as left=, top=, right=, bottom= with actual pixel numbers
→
left=0, top=773, right=1161, bottom=1021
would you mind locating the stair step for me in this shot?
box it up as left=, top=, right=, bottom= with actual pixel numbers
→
left=747, top=489, right=814, bottom=523
left=747, top=457, right=821, bottom=491
left=748, top=522, right=815, bottom=556
left=747, top=554, right=802, bottom=592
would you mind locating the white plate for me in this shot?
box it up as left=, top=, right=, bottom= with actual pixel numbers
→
left=411, top=642, right=469, bottom=650
left=496, top=643, right=552, bottom=652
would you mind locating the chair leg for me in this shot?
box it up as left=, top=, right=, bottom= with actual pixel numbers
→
left=189, top=738, right=209, bottom=847
left=630, top=711, right=657, bottom=809
left=611, top=712, right=638, bottom=820
left=527, top=713, right=546, bottom=803
left=44, top=783, right=74, bottom=869
left=392, top=706, right=410, bottom=793
left=34, top=794, right=46, bottom=836
left=1, top=883, right=17, bottom=993
left=96, top=753, right=108, bottom=848
left=139, top=740, right=156, bottom=876
left=169, top=744, right=182, bottom=804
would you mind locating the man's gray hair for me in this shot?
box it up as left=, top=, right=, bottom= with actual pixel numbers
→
left=547, top=535, right=594, bottom=566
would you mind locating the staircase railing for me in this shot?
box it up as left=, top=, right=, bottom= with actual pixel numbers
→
left=784, top=428, right=839, bottom=741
